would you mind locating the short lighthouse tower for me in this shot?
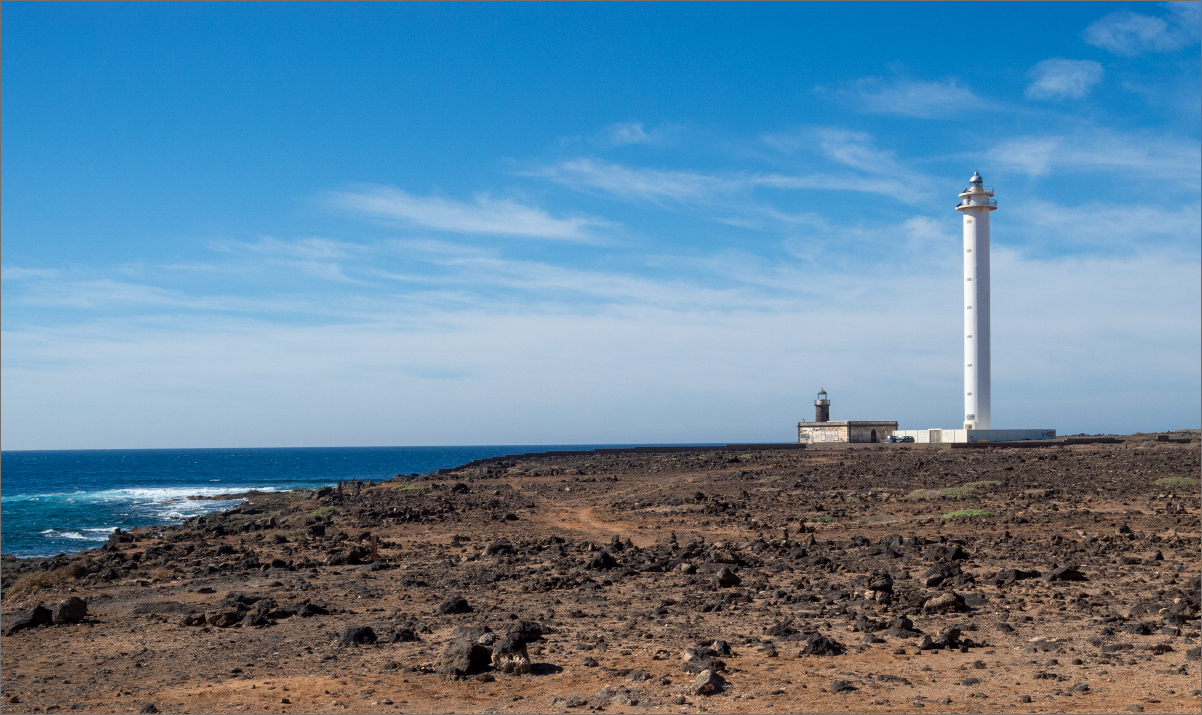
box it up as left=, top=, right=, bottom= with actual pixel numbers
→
left=956, top=171, right=995, bottom=430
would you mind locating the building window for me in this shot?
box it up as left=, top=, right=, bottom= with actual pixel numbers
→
left=967, top=364, right=972, bottom=367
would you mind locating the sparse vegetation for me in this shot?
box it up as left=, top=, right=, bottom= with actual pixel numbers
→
left=311, top=506, right=336, bottom=517
left=391, top=484, right=420, bottom=492
left=280, top=529, right=309, bottom=541
left=764, top=475, right=781, bottom=482
left=3, top=564, right=84, bottom=600
left=906, top=481, right=1001, bottom=500
left=942, top=509, right=996, bottom=519
left=845, top=496, right=862, bottom=503
left=739, top=454, right=753, bottom=459
left=869, top=487, right=892, bottom=492
left=808, top=515, right=837, bottom=523
left=1156, top=476, right=1198, bottom=487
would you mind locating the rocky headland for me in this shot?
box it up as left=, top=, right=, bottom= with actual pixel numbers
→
left=1, top=433, right=1199, bottom=714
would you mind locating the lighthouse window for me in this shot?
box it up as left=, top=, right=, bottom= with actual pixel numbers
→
left=966, top=249, right=972, bottom=252
left=967, top=364, right=973, bottom=367
left=967, top=277, right=972, bottom=281
left=967, top=306, right=972, bottom=309
left=967, top=335, right=972, bottom=338
left=967, top=392, right=972, bottom=396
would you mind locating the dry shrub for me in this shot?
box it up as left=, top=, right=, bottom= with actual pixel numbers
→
left=291, top=499, right=321, bottom=512
left=151, top=568, right=176, bottom=581
left=4, top=564, right=82, bottom=600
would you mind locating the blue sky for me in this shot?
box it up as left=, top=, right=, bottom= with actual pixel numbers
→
left=3, top=2, right=1199, bottom=450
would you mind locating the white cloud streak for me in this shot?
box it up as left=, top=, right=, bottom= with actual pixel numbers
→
left=1025, top=59, right=1105, bottom=100
left=328, top=185, right=606, bottom=240
left=988, top=129, right=1202, bottom=181
left=831, top=78, right=993, bottom=118
left=1084, top=5, right=1202, bottom=56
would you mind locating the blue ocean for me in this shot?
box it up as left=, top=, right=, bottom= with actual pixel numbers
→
left=0, top=445, right=641, bottom=557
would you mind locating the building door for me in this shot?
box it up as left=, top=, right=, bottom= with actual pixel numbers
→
left=870, top=429, right=877, bottom=443
left=930, top=429, right=942, bottom=444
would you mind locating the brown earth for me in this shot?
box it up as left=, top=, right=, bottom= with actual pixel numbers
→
left=1, top=435, right=1200, bottom=715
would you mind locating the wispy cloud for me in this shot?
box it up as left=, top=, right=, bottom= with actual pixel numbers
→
left=828, top=78, right=992, bottom=118
left=1007, top=199, right=1201, bottom=252
left=1084, top=5, right=1202, bottom=56
left=328, top=184, right=606, bottom=240
left=760, top=127, right=934, bottom=202
left=988, top=129, right=1202, bottom=181
left=1025, top=59, right=1105, bottom=100
left=529, top=158, right=726, bottom=203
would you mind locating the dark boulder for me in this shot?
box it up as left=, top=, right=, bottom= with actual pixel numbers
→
left=2, top=604, right=52, bottom=635
left=338, top=625, right=378, bottom=647
left=437, top=596, right=472, bottom=615
left=388, top=627, right=420, bottom=643
left=1043, top=566, right=1087, bottom=582
left=51, top=597, right=88, bottom=625
left=295, top=602, right=329, bottom=618
left=587, top=550, right=619, bottom=570
left=437, top=639, right=493, bottom=675
left=506, top=620, right=544, bottom=642
left=798, top=633, right=844, bottom=656
left=484, top=540, right=514, bottom=557
left=923, top=544, right=969, bottom=561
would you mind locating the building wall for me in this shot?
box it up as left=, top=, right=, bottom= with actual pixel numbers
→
left=894, top=428, right=1056, bottom=444
left=798, top=422, right=898, bottom=444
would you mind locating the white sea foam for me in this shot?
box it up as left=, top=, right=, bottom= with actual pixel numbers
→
left=39, top=529, right=109, bottom=541
left=2, top=485, right=278, bottom=504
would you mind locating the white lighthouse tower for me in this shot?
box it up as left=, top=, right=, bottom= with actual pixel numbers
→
left=890, top=171, right=1056, bottom=445
left=956, top=171, right=995, bottom=429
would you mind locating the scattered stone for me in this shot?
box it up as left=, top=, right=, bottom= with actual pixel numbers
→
left=492, top=635, right=532, bottom=675
left=689, top=669, right=726, bottom=695
left=138, top=704, right=159, bottom=714
left=715, top=567, right=741, bottom=588
left=924, top=591, right=966, bottom=614
left=831, top=679, right=858, bottom=693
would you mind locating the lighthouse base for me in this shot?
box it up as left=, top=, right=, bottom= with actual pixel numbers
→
left=893, top=428, right=1055, bottom=444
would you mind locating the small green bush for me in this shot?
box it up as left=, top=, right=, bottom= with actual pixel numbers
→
left=845, top=496, right=862, bottom=503
left=311, top=506, right=335, bottom=517
left=964, top=480, right=1001, bottom=489
left=391, top=484, right=420, bottom=491
left=942, top=509, right=996, bottom=519
left=739, top=454, right=753, bottom=459
left=808, top=515, right=837, bottom=523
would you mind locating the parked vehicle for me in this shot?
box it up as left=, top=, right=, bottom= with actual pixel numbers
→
left=886, top=435, right=914, bottom=443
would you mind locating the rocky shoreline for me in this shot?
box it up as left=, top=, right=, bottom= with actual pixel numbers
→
left=1, top=434, right=1199, bottom=714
